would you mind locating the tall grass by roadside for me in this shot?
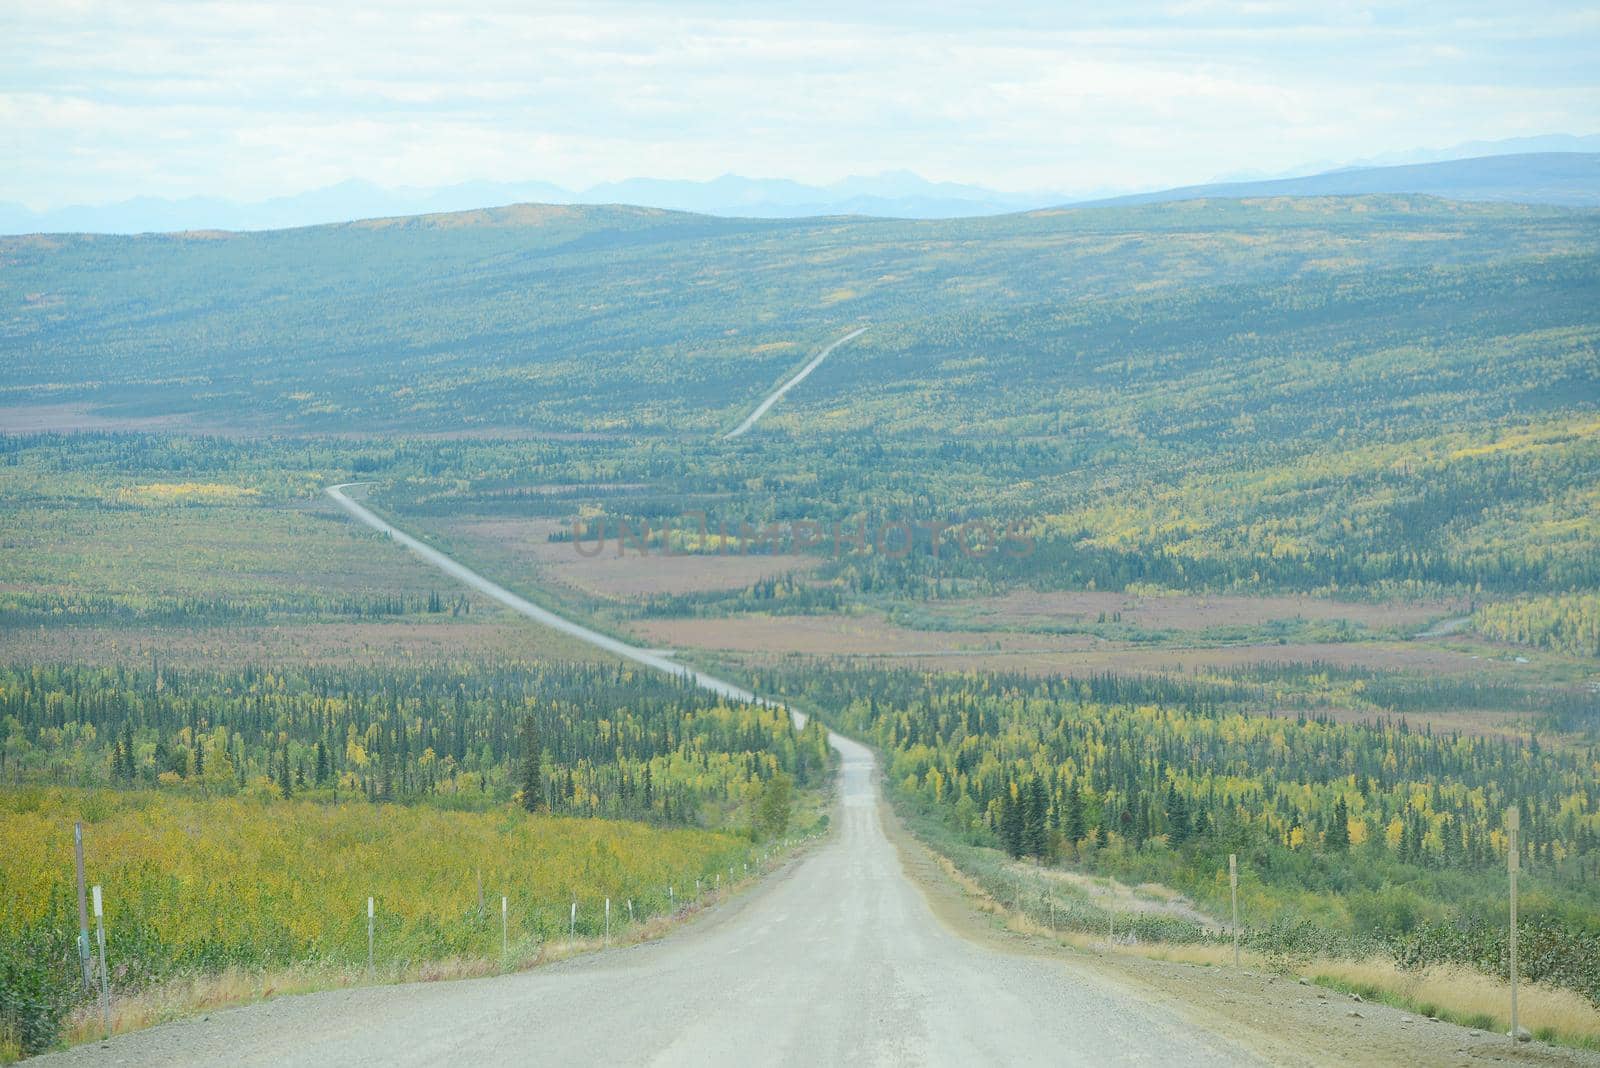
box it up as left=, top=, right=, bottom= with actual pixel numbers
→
left=0, top=787, right=817, bottom=1060
left=47, top=877, right=739, bottom=1053
left=1311, top=959, right=1600, bottom=1050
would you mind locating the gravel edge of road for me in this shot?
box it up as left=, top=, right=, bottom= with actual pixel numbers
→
left=875, top=792, right=1600, bottom=1068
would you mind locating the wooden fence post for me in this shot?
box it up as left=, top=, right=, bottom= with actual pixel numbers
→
left=1230, top=854, right=1240, bottom=967
left=1507, top=808, right=1522, bottom=1042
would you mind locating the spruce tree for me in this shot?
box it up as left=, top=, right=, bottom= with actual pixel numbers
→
left=1164, top=782, right=1191, bottom=846
left=519, top=714, right=543, bottom=812
left=1000, top=788, right=1025, bottom=858
left=1023, top=778, right=1049, bottom=858
left=1326, top=796, right=1350, bottom=851
left=1064, top=781, right=1086, bottom=848
left=121, top=721, right=136, bottom=783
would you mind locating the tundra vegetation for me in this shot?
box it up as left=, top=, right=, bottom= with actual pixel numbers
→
left=1, top=194, right=1596, bottom=1054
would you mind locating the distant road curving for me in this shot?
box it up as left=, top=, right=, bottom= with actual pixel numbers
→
left=324, top=483, right=776, bottom=710
left=722, top=325, right=868, bottom=439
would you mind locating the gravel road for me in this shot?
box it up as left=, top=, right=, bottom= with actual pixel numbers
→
left=324, top=482, right=759, bottom=701
left=39, top=732, right=1257, bottom=1067
left=723, top=326, right=868, bottom=439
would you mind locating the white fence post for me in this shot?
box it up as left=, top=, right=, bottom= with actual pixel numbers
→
left=92, top=884, right=110, bottom=1039
left=74, top=823, right=92, bottom=992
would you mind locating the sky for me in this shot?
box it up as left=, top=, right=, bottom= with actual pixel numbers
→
left=3, top=0, right=1598, bottom=209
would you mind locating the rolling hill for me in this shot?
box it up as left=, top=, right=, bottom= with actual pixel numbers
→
left=1089, top=152, right=1600, bottom=208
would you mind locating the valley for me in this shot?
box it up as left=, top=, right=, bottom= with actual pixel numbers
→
left=2, top=191, right=1597, bottom=1062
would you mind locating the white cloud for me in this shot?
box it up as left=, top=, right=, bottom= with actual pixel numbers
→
left=1, top=0, right=1597, bottom=206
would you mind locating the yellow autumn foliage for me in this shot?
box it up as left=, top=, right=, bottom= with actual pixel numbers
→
left=119, top=483, right=261, bottom=505
left=1, top=787, right=756, bottom=973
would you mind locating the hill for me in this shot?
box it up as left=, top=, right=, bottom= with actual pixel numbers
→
left=3, top=194, right=1595, bottom=437
left=1089, top=153, right=1600, bottom=208
left=3, top=193, right=1596, bottom=607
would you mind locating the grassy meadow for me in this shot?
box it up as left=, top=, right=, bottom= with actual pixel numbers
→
left=0, top=787, right=788, bottom=1058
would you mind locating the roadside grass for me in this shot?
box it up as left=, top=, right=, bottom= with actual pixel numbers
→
left=1309, top=959, right=1600, bottom=1051
left=31, top=850, right=811, bottom=1064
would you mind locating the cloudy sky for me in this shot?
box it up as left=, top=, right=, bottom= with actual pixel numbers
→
left=3, top=0, right=1598, bottom=208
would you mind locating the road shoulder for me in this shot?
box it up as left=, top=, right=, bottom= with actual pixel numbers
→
left=877, top=795, right=1600, bottom=1068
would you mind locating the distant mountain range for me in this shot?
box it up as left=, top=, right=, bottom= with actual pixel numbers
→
left=0, top=171, right=1065, bottom=235
left=1206, top=132, right=1600, bottom=182
left=2, top=134, right=1597, bottom=234
left=1087, top=153, right=1600, bottom=209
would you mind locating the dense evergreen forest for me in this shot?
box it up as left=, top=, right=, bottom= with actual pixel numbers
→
left=0, top=661, right=832, bottom=828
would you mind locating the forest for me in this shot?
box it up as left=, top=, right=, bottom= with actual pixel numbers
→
left=0, top=660, right=832, bottom=822
left=760, top=662, right=1600, bottom=1008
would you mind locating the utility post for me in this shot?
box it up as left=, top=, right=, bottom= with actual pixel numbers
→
left=1507, top=807, right=1521, bottom=1042
left=367, top=897, right=375, bottom=973
left=1229, top=853, right=1240, bottom=967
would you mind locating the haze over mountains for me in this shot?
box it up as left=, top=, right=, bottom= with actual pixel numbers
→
left=1090, top=153, right=1600, bottom=209
left=2, top=172, right=1060, bottom=235
left=2, top=134, right=1597, bottom=235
